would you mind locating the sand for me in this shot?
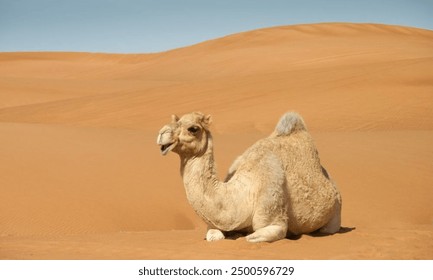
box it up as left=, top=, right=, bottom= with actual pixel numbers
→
left=1, top=23, right=432, bottom=259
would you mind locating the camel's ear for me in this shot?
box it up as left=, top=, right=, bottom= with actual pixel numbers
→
left=171, top=114, right=179, bottom=123
left=203, top=114, right=212, bottom=129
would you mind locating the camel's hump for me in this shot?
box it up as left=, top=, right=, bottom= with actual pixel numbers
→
left=274, top=112, right=307, bottom=136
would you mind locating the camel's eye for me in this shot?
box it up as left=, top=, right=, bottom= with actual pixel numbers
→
left=188, top=126, right=199, bottom=134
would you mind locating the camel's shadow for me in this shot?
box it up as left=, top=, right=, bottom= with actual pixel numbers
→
left=288, top=226, right=356, bottom=240
left=306, top=226, right=356, bottom=238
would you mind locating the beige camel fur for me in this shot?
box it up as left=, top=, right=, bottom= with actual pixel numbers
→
left=157, top=112, right=342, bottom=242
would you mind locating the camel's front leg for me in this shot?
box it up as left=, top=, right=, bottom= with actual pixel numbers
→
left=245, top=225, right=286, bottom=243
left=206, top=228, right=225, bottom=242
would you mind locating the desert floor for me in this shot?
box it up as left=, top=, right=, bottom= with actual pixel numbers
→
left=1, top=23, right=432, bottom=259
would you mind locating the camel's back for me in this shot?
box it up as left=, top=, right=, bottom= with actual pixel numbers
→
left=230, top=130, right=325, bottom=180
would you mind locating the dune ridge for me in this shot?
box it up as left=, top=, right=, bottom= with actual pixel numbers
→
left=1, top=23, right=432, bottom=259
left=1, top=23, right=432, bottom=131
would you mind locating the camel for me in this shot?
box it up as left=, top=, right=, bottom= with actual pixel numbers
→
left=157, top=112, right=341, bottom=242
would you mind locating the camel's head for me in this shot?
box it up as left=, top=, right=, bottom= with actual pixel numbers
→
left=157, top=112, right=212, bottom=157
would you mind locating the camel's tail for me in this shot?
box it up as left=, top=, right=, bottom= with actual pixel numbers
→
left=273, top=112, right=307, bottom=136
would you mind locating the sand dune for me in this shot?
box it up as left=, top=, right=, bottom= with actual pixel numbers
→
left=1, top=23, right=432, bottom=259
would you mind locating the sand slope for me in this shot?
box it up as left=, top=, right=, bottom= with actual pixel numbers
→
left=1, top=23, right=433, bottom=259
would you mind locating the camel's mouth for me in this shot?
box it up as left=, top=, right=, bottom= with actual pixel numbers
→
left=160, top=142, right=176, bottom=155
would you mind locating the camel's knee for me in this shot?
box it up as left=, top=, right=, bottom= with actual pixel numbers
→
left=246, top=225, right=287, bottom=243
left=206, top=229, right=225, bottom=242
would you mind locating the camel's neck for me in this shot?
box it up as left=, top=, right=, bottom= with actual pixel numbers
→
left=180, top=134, right=220, bottom=202
left=179, top=134, right=228, bottom=227
left=178, top=133, right=251, bottom=231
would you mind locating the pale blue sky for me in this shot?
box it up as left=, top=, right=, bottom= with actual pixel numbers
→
left=1, top=0, right=432, bottom=53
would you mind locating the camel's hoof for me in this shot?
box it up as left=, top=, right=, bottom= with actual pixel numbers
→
left=206, top=229, right=225, bottom=242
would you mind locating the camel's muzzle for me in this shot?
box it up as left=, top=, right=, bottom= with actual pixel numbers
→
left=159, top=142, right=176, bottom=155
